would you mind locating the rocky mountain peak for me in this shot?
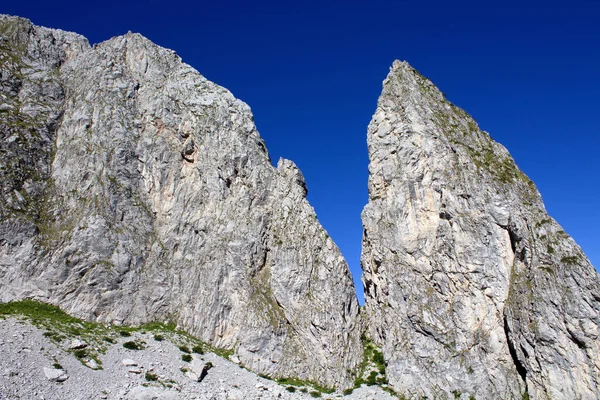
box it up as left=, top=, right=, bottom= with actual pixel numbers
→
left=0, top=14, right=361, bottom=389
left=362, top=61, right=600, bottom=399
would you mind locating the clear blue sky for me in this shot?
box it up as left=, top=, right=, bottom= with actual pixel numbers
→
left=4, top=1, right=598, bottom=303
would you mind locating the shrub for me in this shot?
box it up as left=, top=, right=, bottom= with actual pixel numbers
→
left=145, top=372, right=158, bottom=381
left=181, top=354, right=192, bottom=362
left=119, top=330, right=132, bottom=337
left=52, top=362, right=63, bottom=370
left=343, top=388, right=354, bottom=395
left=73, top=349, right=87, bottom=359
left=286, top=386, right=296, bottom=393
left=366, top=371, right=378, bottom=385
left=123, top=341, right=141, bottom=350
left=153, top=334, right=164, bottom=341
left=178, top=345, right=191, bottom=353
left=309, top=391, right=322, bottom=398
left=372, top=349, right=385, bottom=366
left=192, top=345, right=203, bottom=354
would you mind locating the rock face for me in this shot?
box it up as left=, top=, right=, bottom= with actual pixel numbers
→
left=362, top=60, right=600, bottom=399
left=0, top=15, right=361, bottom=388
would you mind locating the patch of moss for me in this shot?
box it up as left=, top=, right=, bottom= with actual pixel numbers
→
left=275, top=377, right=334, bottom=394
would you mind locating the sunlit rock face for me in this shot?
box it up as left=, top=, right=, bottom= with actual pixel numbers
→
left=0, top=15, right=361, bottom=389
left=361, top=60, right=600, bottom=400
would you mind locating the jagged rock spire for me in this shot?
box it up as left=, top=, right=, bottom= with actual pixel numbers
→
left=361, top=60, right=600, bottom=399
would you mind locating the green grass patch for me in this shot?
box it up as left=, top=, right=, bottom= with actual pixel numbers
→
left=0, top=300, right=79, bottom=325
left=353, top=334, right=388, bottom=389
left=0, top=300, right=232, bottom=377
left=181, top=354, right=192, bottom=362
left=275, top=377, right=334, bottom=394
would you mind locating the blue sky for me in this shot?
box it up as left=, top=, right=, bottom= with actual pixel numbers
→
left=4, top=1, right=598, bottom=303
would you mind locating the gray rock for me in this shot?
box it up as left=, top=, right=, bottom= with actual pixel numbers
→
left=0, top=14, right=360, bottom=389
left=68, top=339, right=87, bottom=350
left=187, top=359, right=213, bottom=382
left=361, top=60, right=600, bottom=399
left=43, top=367, right=68, bottom=382
left=122, top=359, right=138, bottom=367
left=85, top=359, right=99, bottom=369
left=127, top=386, right=178, bottom=400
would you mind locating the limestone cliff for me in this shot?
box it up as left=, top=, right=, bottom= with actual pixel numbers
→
left=0, top=15, right=361, bottom=388
left=362, top=60, right=600, bottom=399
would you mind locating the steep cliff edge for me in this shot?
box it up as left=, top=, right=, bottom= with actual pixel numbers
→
left=0, top=15, right=361, bottom=388
left=362, top=60, right=600, bottom=399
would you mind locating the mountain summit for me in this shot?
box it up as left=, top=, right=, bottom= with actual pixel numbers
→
left=362, top=60, right=600, bottom=399
left=0, top=14, right=361, bottom=389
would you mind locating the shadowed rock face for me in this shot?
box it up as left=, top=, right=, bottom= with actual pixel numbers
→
left=0, top=15, right=361, bottom=388
left=362, top=60, right=600, bottom=399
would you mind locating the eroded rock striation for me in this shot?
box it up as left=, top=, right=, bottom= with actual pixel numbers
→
left=362, top=60, right=600, bottom=399
left=0, top=15, right=361, bottom=388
